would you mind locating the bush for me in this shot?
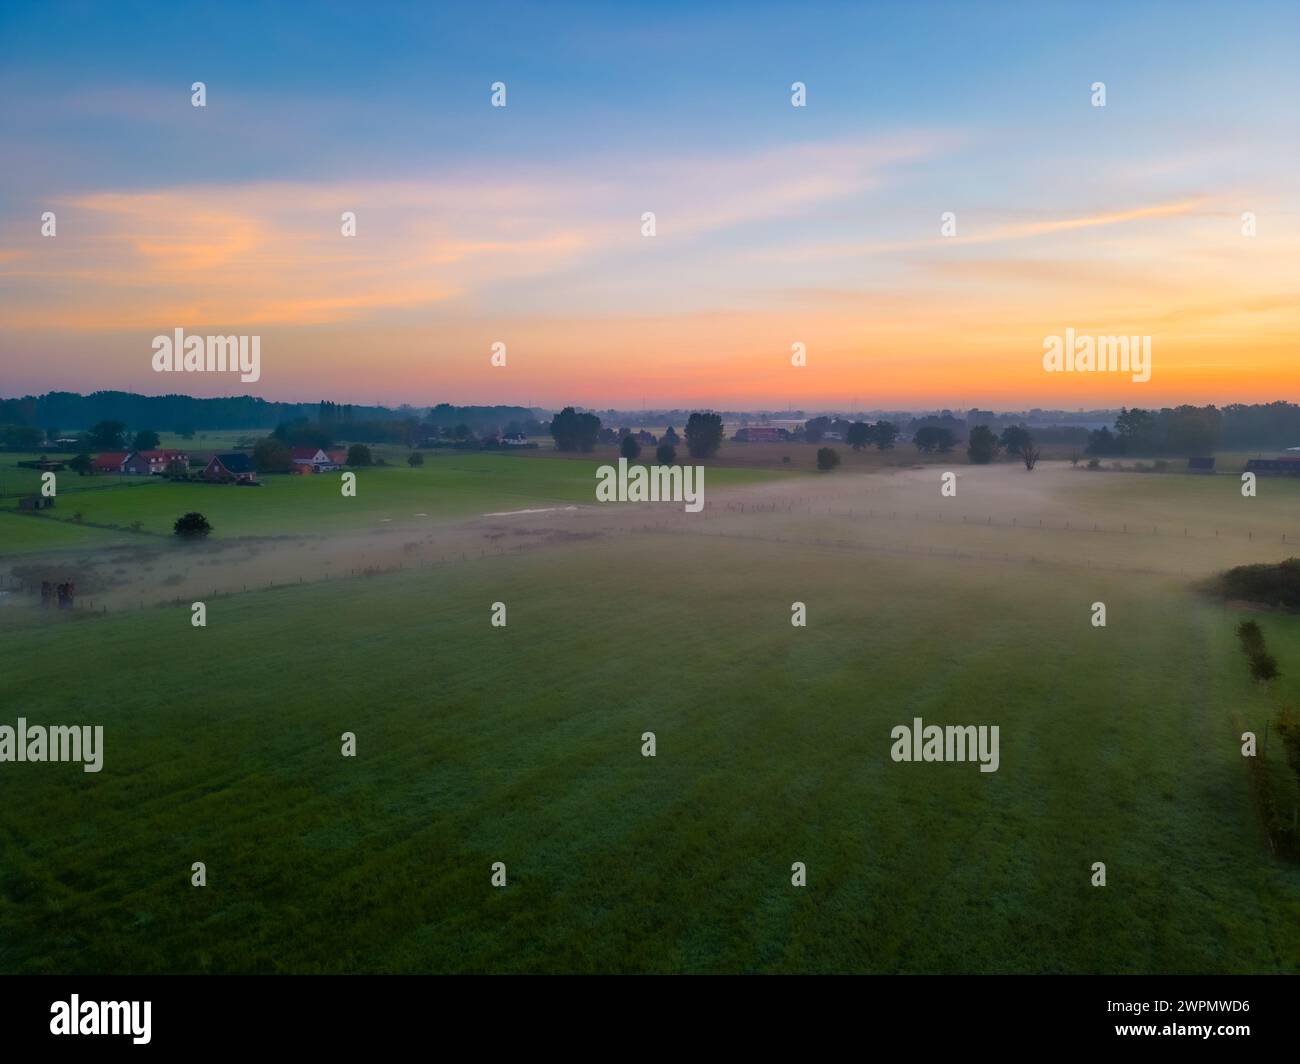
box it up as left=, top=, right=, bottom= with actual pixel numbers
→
left=173, top=512, right=212, bottom=539
left=816, top=447, right=841, bottom=472
left=1219, top=559, right=1300, bottom=611
left=620, top=434, right=641, bottom=461
left=1086, top=458, right=1101, bottom=470
left=1250, top=652, right=1280, bottom=684
left=407, top=452, right=424, bottom=467
left=347, top=444, right=372, bottom=466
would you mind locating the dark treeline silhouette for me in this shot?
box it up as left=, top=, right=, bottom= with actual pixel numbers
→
left=1085, top=404, right=1300, bottom=456
left=0, top=391, right=541, bottom=444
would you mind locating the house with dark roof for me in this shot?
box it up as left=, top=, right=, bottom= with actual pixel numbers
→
left=1246, top=457, right=1300, bottom=476
left=203, top=452, right=258, bottom=483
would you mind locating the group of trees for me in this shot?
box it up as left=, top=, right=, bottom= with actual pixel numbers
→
left=845, top=420, right=900, bottom=451
left=1086, top=406, right=1223, bottom=456
left=550, top=409, right=723, bottom=459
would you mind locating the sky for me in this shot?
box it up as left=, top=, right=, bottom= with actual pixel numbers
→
left=1, top=0, right=1298, bottom=411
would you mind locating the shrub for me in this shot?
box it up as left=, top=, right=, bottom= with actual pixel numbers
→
left=1250, top=652, right=1280, bottom=684
left=407, top=452, right=424, bottom=467
left=620, top=434, right=641, bottom=461
left=1220, top=560, right=1300, bottom=611
left=347, top=444, right=372, bottom=466
left=816, top=447, right=841, bottom=472
left=173, top=512, right=212, bottom=539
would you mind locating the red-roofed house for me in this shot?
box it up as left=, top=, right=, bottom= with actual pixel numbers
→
left=123, top=449, right=189, bottom=475
left=91, top=452, right=129, bottom=474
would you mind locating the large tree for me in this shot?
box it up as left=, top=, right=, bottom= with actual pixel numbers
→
left=684, top=412, right=724, bottom=459
left=87, top=420, right=127, bottom=450
left=549, top=407, right=602, bottom=452
left=873, top=420, right=899, bottom=450
left=967, top=425, right=1001, bottom=464
left=252, top=437, right=293, bottom=472
left=913, top=426, right=956, bottom=453
left=999, top=424, right=1031, bottom=456
left=132, top=429, right=160, bottom=451
left=846, top=422, right=872, bottom=451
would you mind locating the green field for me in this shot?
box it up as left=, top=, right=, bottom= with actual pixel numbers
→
left=2, top=456, right=1299, bottom=973
left=0, top=451, right=786, bottom=552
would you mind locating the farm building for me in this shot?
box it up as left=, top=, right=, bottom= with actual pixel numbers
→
left=1245, top=457, right=1300, bottom=475
left=740, top=426, right=783, bottom=442
left=123, top=449, right=189, bottom=475
left=203, top=452, right=258, bottom=483
left=91, top=452, right=129, bottom=473
left=1187, top=457, right=1216, bottom=473
left=501, top=432, right=529, bottom=446
left=291, top=447, right=345, bottom=472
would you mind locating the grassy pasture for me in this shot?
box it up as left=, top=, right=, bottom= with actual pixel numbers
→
left=1, top=533, right=1298, bottom=973
left=1, top=454, right=1299, bottom=973
left=0, top=451, right=787, bottom=554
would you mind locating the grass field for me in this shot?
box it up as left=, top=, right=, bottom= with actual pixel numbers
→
left=0, top=450, right=788, bottom=552
left=2, top=453, right=1299, bottom=973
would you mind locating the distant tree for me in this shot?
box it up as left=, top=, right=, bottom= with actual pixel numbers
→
left=252, top=437, right=293, bottom=473
left=175, top=424, right=196, bottom=440
left=999, top=424, right=1031, bottom=456
left=597, top=427, right=619, bottom=445
left=873, top=420, right=899, bottom=450
left=1086, top=426, right=1119, bottom=455
left=132, top=429, right=160, bottom=451
left=1022, top=442, right=1041, bottom=471
left=846, top=422, right=872, bottom=451
left=453, top=423, right=471, bottom=440
left=662, top=425, right=679, bottom=444
left=88, top=420, right=127, bottom=450
left=173, top=512, right=212, bottom=539
left=550, top=407, right=602, bottom=452
left=45, top=426, right=60, bottom=444
left=347, top=444, right=373, bottom=466
left=620, top=434, right=641, bottom=460
left=913, top=426, right=956, bottom=454
left=685, top=411, right=724, bottom=458
left=816, top=447, right=841, bottom=471
left=407, top=451, right=424, bottom=467
left=68, top=451, right=92, bottom=473
left=967, top=425, right=1001, bottom=464
left=804, top=416, right=831, bottom=443
left=272, top=418, right=333, bottom=449
left=656, top=443, right=676, bottom=464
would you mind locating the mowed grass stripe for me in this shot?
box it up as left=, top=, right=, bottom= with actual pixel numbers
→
left=1, top=535, right=1298, bottom=972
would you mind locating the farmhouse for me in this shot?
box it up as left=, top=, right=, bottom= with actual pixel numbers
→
left=122, top=449, right=188, bottom=475
left=203, top=452, right=258, bottom=483
left=290, top=447, right=345, bottom=472
left=90, top=452, right=129, bottom=474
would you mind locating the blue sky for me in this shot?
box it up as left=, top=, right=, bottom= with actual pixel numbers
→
left=1, top=1, right=1297, bottom=408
